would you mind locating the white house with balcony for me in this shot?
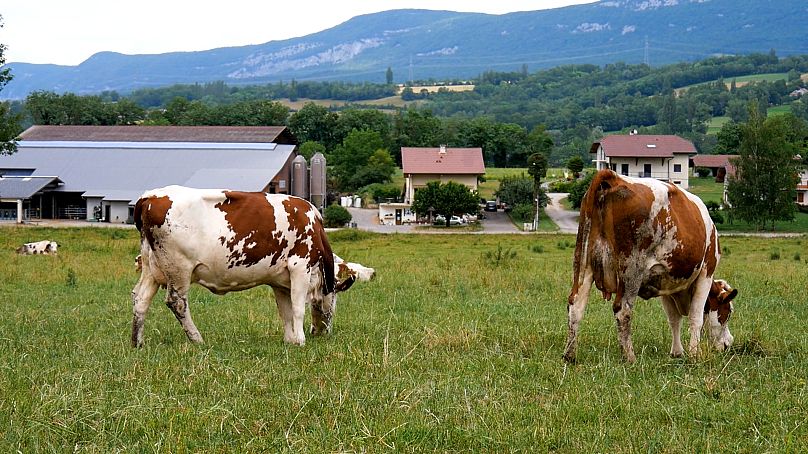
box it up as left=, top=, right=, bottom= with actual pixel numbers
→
left=590, top=134, right=697, bottom=189
left=378, top=145, right=485, bottom=225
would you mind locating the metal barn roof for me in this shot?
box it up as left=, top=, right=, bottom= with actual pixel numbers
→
left=0, top=139, right=295, bottom=204
left=0, top=176, right=63, bottom=199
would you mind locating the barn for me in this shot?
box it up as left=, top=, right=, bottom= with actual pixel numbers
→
left=0, top=125, right=312, bottom=224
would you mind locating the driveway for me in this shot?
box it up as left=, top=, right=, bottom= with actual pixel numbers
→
left=544, top=193, right=579, bottom=234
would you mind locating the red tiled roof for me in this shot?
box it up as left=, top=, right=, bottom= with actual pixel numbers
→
left=590, top=135, right=697, bottom=158
left=690, top=154, right=738, bottom=168
left=401, top=147, right=485, bottom=175
left=19, top=125, right=291, bottom=143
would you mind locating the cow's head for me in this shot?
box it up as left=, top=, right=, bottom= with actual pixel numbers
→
left=46, top=242, right=59, bottom=255
left=310, top=254, right=375, bottom=336
left=704, top=279, right=738, bottom=350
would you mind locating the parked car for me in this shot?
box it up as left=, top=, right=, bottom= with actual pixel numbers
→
left=434, top=215, right=466, bottom=226
left=484, top=201, right=498, bottom=212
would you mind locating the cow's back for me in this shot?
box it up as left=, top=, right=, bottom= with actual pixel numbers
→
left=135, top=186, right=334, bottom=295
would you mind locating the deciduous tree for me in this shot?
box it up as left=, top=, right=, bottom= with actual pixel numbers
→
left=726, top=108, right=802, bottom=230
left=411, top=181, right=479, bottom=227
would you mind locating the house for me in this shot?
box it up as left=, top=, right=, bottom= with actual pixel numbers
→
left=690, top=154, right=738, bottom=183
left=795, top=168, right=808, bottom=207
left=0, top=125, right=301, bottom=224
left=378, top=145, right=485, bottom=225
left=590, top=134, right=696, bottom=189
left=789, top=87, right=808, bottom=98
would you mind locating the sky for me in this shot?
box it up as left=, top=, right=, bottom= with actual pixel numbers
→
left=1, top=1, right=596, bottom=66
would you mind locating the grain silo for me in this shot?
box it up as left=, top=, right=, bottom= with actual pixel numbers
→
left=309, top=152, right=326, bottom=211
left=290, top=155, right=309, bottom=199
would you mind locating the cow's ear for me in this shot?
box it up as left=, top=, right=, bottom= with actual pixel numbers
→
left=725, top=289, right=738, bottom=302
left=335, top=275, right=356, bottom=293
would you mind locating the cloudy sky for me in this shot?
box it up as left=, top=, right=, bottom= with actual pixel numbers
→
left=1, top=1, right=596, bottom=66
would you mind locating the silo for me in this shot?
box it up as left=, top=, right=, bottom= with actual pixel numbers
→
left=309, top=152, right=327, bottom=212
left=290, top=155, right=309, bottom=199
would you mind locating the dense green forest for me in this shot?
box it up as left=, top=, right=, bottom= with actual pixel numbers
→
left=7, top=52, right=808, bottom=168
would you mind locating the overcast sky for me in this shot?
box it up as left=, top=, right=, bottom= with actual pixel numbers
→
left=1, top=1, right=597, bottom=66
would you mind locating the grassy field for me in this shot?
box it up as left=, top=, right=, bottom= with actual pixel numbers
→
left=1, top=227, right=807, bottom=452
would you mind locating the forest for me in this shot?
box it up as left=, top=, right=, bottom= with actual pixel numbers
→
left=6, top=52, right=808, bottom=170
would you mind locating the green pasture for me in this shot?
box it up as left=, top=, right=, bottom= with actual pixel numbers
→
left=1, top=227, right=807, bottom=452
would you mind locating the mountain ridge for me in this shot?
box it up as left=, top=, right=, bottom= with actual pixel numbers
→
left=2, top=0, right=806, bottom=100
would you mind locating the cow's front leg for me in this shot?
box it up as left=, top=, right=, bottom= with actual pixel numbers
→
left=165, top=284, right=203, bottom=344
left=614, top=291, right=637, bottom=363
left=687, top=276, right=713, bottom=356
left=272, top=287, right=303, bottom=345
left=563, top=269, right=593, bottom=363
left=661, top=295, right=685, bottom=357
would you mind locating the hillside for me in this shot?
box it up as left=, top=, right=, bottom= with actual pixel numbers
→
left=2, top=0, right=807, bottom=100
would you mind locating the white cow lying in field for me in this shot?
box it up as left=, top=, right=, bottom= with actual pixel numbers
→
left=131, top=185, right=375, bottom=347
left=16, top=240, right=59, bottom=255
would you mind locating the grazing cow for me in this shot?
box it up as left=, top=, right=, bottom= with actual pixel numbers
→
left=16, top=240, right=59, bottom=255
left=131, top=185, right=374, bottom=348
left=563, top=170, right=737, bottom=363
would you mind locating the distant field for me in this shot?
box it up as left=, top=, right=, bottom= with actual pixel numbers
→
left=276, top=96, right=418, bottom=111
left=407, top=84, right=475, bottom=94
left=707, top=104, right=795, bottom=134
left=677, top=72, right=791, bottom=94
left=478, top=167, right=528, bottom=201
left=1, top=227, right=807, bottom=451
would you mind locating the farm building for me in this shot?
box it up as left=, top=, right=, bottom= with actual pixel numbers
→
left=0, top=125, right=306, bottom=224
left=590, top=134, right=696, bottom=189
left=378, top=145, right=485, bottom=225
left=690, top=154, right=738, bottom=183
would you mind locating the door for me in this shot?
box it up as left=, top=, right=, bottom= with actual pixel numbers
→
left=104, top=205, right=111, bottom=223
left=643, top=164, right=652, bottom=178
left=395, top=209, right=402, bottom=225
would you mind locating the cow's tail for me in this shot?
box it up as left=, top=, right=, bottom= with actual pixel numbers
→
left=133, top=197, right=145, bottom=233
left=317, top=221, right=336, bottom=295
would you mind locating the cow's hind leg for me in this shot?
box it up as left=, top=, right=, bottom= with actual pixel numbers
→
left=661, top=294, right=685, bottom=357
left=131, top=270, right=159, bottom=348
left=165, top=282, right=204, bottom=344
left=563, top=269, right=593, bottom=363
left=614, top=291, right=637, bottom=363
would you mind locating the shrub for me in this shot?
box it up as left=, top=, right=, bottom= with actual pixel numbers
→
left=509, top=203, right=534, bottom=223
left=529, top=244, right=544, bottom=254
left=482, top=244, right=517, bottom=267
left=769, top=249, right=781, bottom=260
left=695, top=167, right=712, bottom=178
left=358, top=182, right=401, bottom=203
left=323, top=204, right=352, bottom=228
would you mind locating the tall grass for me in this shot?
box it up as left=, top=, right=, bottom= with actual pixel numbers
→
left=1, top=227, right=807, bottom=452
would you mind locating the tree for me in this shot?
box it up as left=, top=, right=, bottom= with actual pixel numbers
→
left=288, top=102, right=339, bottom=149
left=726, top=108, right=801, bottom=230
left=323, top=204, right=352, bottom=228
left=0, top=15, right=21, bottom=155
left=386, top=67, right=394, bottom=85
left=566, top=155, right=584, bottom=177
left=714, top=121, right=743, bottom=154
left=527, top=152, right=548, bottom=227
left=411, top=181, right=479, bottom=227
left=298, top=141, right=325, bottom=161
left=330, top=129, right=393, bottom=191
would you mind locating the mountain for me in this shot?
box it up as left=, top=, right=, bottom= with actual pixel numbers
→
left=2, top=0, right=807, bottom=100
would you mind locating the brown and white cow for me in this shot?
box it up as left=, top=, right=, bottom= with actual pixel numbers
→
left=16, top=240, right=59, bottom=255
left=131, top=185, right=374, bottom=348
left=563, top=170, right=737, bottom=363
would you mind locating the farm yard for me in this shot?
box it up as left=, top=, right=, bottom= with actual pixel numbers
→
left=1, top=227, right=807, bottom=452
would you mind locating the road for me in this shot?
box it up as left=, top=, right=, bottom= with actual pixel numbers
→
left=347, top=194, right=581, bottom=234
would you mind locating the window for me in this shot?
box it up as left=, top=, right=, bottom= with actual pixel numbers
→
left=620, top=164, right=629, bottom=176
left=610, top=163, right=617, bottom=171
left=674, top=164, right=682, bottom=173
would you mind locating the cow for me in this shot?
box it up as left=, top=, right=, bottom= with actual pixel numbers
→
left=131, top=185, right=375, bottom=348
left=563, top=170, right=737, bottom=363
left=16, top=240, right=59, bottom=255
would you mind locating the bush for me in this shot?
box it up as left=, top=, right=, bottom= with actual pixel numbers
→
left=509, top=203, right=534, bottom=223
left=357, top=183, right=401, bottom=203
left=323, top=204, right=352, bottom=228
left=695, top=167, right=712, bottom=178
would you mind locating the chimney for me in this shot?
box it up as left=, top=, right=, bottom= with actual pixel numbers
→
left=439, top=144, right=447, bottom=155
